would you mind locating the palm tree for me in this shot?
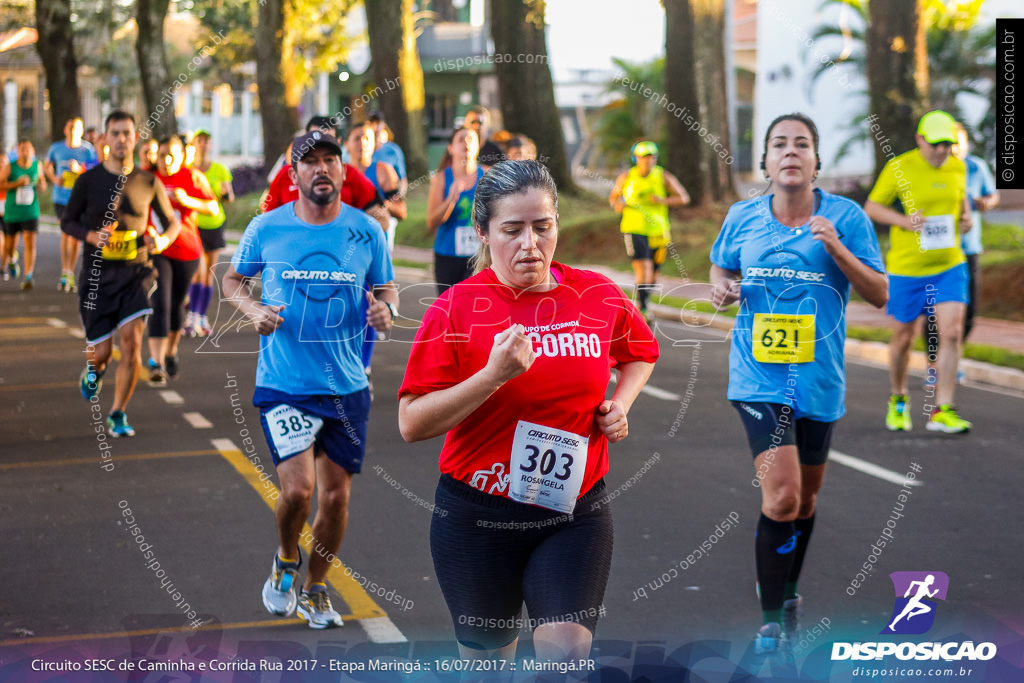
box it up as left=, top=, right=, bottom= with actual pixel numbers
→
left=594, top=58, right=667, bottom=167
left=803, top=0, right=991, bottom=170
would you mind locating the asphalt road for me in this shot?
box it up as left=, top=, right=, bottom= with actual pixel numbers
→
left=1, top=228, right=1022, bottom=682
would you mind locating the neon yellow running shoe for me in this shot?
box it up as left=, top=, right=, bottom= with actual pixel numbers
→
left=886, top=395, right=912, bottom=431
left=926, top=404, right=972, bottom=434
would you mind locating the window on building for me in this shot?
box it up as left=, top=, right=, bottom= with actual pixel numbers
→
left=425, top=93, right=456, bottom=139
left=19, top=85, right=34, bottom=134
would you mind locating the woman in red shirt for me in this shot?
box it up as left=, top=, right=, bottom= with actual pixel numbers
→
left=399, top=160, right=659, bottom=665
left=148, top=135, right=217, bottom=384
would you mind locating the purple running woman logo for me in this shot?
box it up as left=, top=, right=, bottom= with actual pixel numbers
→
left=882, top=571, right=949, bottom=635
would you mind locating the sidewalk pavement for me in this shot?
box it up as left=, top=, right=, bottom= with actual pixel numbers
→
left=393, top=245, right=1024, bottom=392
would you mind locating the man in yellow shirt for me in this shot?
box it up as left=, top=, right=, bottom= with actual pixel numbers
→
left=609, top=141, right=689, bottom=319
left=865, top=111, right=973, bottom=434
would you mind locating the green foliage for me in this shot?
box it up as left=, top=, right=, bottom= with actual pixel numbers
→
left=1, top=0, right=33, bottom=32
left=183, top=0, right=257, bottom=85
left=182, top=0, right=357, bottom=92
left=981, top=222, right=1024, bottom=253
left=221, top=191, right=266, bottom=236
left=593, top=57, right=667, bottom=166
left=804, top=0, right=994, bottom=166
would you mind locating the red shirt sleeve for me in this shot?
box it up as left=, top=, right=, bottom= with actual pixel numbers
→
left=189, top=168, right=216, bottom=201
left=398, top=292, right=460, bottom=398
left=608, top=287, right=660, bottom=366
left=343, top=164, right=383, bottom=210
left=263, top=165, right=294, bottom=212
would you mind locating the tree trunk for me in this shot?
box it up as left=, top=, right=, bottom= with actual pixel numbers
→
left=490, top=0, right=579, bottom=194
left=365, top=0, right=429, bottom=180
left=693, top=0, right=736, bottom=203
left=866, top=0, right=929, bottom=175
left=34, top=0, right=80, bottom=141
left=135, top=0, right=178, bottom=140
left=255, top=0, right=299, bottom=172
left=663, top=0, right=705, bottom=204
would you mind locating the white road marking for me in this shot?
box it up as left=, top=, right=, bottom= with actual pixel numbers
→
left=183, top=412, right=213, bottom=429
left=608, top=373, right=682, bottom=402
left=69, top=329, right=85, bottom=339
left=210, top=438, right=408, bottom=644
left=46, top=318, right=68, bottom=328
left=641, top=384, right=683, bottom=401
left=829, top=450, right=922, bottom=487
left=159, top=390, right=185, bottom=405
left=210, top=438, right=236, bottom=452
left=359, top=616, right=408, bottom=644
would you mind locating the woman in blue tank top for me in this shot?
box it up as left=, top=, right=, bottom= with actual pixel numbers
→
left=426, top=128, right=483, bottom=294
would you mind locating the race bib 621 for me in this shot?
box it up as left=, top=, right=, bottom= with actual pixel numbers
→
left=752, top=313, right=815, bottom=363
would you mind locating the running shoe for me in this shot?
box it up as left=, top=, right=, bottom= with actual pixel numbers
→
left=106, top=411, right=136, bottom=438
left=198, top=315, right=212, bottom=337
left=7, top=261, right=19, bottom=280
left=297, top=584, right=344, bottom=629
left=19, top=275, right=33, bottom=290
left=80, top=365, right=103, bottom=400
left=926, top=405, right=972, bottom=434
left=885, top=395, right=912, bottom=431
left=262, top=552, right=302, bottom=616
left=147, top=359, right=167, bottom=387
left=164, top=355, right=179, bottom=378
left=183, top=311, right=197, bottom=338
left=58, top=273, right=69, bottom=291
left=782, top=595, right=802, bottom=635
left=754, top=622, right=789, bottom=656
left=2, top=268, right=8, bottom=282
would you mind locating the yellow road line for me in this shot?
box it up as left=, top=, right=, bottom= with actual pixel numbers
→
left=0, top=381, right=77, bottom=393
left=0, top=327, right=70, bottom=340
left=213, top=442, right=387, bottom=621
left=0, top=617, right=332, bottom=648
left=0, top=449, right=221, bottom=470
left=0, top=317, right=52, bottom=324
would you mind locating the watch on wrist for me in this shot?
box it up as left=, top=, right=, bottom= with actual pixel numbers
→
left=384, top=301, right=397, bottom=321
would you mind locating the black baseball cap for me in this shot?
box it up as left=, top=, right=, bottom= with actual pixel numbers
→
left=291, top=130, right=342, bottom=165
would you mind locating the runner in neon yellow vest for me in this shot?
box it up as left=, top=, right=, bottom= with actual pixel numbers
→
left=609, top=141, right=689, bottom=319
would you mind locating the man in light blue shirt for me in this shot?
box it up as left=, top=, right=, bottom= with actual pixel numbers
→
left=45, top=117, right=97, bottom=292
left=223, top=130, right=398, bottom=630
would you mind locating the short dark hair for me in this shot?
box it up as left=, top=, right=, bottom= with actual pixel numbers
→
left=104, top=110, right=136, bottom=131
left=157, top=134, right=183, bottom=149
left=346, top=122, right=370, bottom=141
left=306, top=115, right=339, bottom=135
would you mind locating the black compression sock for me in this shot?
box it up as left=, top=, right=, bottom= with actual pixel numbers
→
left=786, top=514, right=816, bottom=597
left=756, top=512, right=797, bottom=618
